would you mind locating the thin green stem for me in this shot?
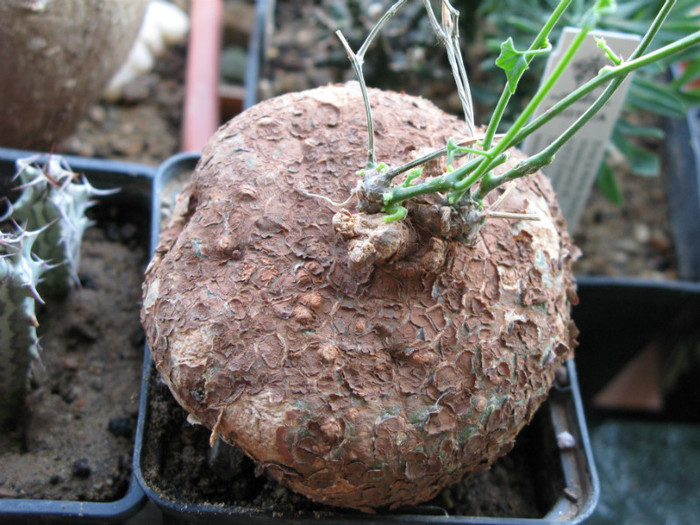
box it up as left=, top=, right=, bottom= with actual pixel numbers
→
left=383, top=12, right=700, bottom=209
left=385, top=153, right=507, bottom=205
left=386, top=135, right=495, bottom=180
left=456, top=25, right=591, bottom=195
left=477, top=0, right=687, bottom=199
left=481, top=0, right=572, bottom=150
left=511, top=27, right=700, bottom=147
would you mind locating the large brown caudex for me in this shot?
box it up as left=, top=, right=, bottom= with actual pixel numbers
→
left=141, top=84, right=579, bottom=511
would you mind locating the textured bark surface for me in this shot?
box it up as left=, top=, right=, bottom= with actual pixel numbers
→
left=141, top=83, right=579, bottom=511
left=0, top=0, right=148, bottom=149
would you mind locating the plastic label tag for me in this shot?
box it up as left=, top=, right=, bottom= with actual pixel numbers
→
left=522, top=27, right=641, bottom=231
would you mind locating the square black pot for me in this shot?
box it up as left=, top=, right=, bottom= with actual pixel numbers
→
left=133, top=152, right=599, bottom=525
left=0, top=147, right=153, bottom=524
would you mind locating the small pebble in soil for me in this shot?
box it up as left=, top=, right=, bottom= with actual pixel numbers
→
left=72, top=458, right=92, bottom=478
left=49, top=474, right=62, bottom=485
left=105, top=222, right=122, bottom=242
left=62, top=356, right=80, bottom=371
left=0, top=487, right=18, bottom=498
left=60, top=386, right=83, bottom=404
left=557, top=431, right=576, bottom=450
left=78, top=273, right=97, bottom=289
left=108, top=417, right=134, bottom=439
left=120, top=223, right=138, bottom=243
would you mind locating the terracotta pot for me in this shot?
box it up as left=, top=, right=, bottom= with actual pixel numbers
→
left=181, top=0, right=223, bottom=152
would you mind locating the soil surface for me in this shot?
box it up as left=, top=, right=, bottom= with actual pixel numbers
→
left=142, top=367, right=551, bottom=518
left=572, top=137, right=678, bottom=279
left=0, top=206, right=149, bottom=501
left=57, top=45, right=186, bottom=167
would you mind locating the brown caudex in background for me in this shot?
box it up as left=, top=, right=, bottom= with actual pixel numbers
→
left=0, top=0, right=148, bottom=150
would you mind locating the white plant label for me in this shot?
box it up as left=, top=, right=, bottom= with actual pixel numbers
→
left=522, top=27, right=641, bottom=231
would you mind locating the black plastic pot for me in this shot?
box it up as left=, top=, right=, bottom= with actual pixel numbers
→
left=133, top=152, right=599, bottom=525
left=0, top=147, right=153, bottom=524
left=572, top=103, right=700, bottom=522
left=665, top=105, right=700, bottom=282
left=574, top=103, right=700, bottom=402
left=573, top=277, right=700, bottom=524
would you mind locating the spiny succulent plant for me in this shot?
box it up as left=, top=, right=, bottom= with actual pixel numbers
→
left=10, top=155, right=115, bottom=296
left=0, top=155, right=114, bottom=426
left=0, top=227, right=49, bottom=425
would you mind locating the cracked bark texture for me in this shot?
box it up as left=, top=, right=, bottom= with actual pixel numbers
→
left=141, top=83, right=579, bottom=512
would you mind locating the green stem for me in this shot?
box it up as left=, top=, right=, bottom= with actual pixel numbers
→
left=481, top=0, right=573, bottom=150
left=468, top=18, right=596, bottom=193
left=382, top=15, right=700, bottom=209
left=385, top=153, right=507, bottom=205
left=511, top=27, right=700, bottom=147
left=476, top=0, right=683, bottom=199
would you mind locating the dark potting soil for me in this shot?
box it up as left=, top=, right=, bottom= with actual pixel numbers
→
left=141, top=367, right=551, bottom=518
left=0, top=208, right=148, bottom=502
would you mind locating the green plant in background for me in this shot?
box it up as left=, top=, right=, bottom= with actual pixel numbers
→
left=0, top=156, right=113, bottom=427
left=475, top=0, right=700, bottom=203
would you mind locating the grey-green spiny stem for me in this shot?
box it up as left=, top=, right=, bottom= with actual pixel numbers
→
left=11, top=156, right=116, bottom=296
left=0, top=155, right=115, bottom=426
left=0, top=228, right=48, bottom=425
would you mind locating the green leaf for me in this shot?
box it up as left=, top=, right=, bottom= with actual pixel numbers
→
left=615, top=119, right=665, bottom=140
left=597, top=160, right=624, bottom=206
left=496, top=37, right=551, bottom=94
left=594, top=0, right=617, bottom=15
left=676, top=88, right=700, bottom=108
left=402, top=168, right=423, bottom=188
left=611, top=128, right=659, bottom=177
left=626, top=76, right=687, bottom=118
left=382, top=203, right=407, bottom=223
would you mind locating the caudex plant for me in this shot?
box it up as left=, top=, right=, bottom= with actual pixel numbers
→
left=141, top=0, right=700, bottom=512
left=0, top=156, right=111, bottom=427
